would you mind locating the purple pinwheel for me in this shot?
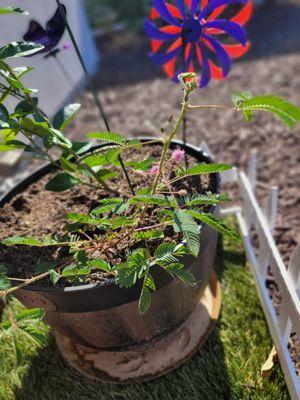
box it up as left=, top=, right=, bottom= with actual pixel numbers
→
left=145, top=0, right=253, bottom=88
left=23, top=5, right=67, bottom=56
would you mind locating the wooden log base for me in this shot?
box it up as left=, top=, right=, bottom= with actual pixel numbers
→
left=55, top=272, right=221, bottom=384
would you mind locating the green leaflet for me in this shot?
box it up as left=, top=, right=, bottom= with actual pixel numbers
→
left=45, top=173, right=80, bottom=192
left=87, top=132, right=126, bottom=146
left=53, top=103, right=81, bottom=131
left=154, top=242, right=178, bottom=265
left=134, top=229, right=164, bottom=241
left=165, top=263, right=196, bottom=286
left=173, top=210, right=200, bottom=257
left=115, top=249, right=149, bottom=288
left=0, top=42, right=44, bottom=59
left=88, top=259, right=111, bottom=273
left=0, top=265, right=10, bottom=290
left=177, top=163, right=232, bottom=177
left=49, top=270, right=60, bottom=285
left=128, top=195, right=175, bottom=207
left=67, top=213, right=110, bottom=227
left=0, top=7, right=28, bottom=14
left=189, top=211, right=240, bottom=241
left=14, top=308, right=44, bottom=324
left=138, top=285, right=151, bottom=315
left=138, top=272, right=155, bottom=314
left=1, top=236, right=57, bottom=247
left=186, top=193, right=230, bottom=206
left=236, top=95, right=300, bottom=128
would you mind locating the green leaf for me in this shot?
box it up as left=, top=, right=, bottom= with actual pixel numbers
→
left=231, top=91, right=253, bottom=122
left=129, top=195, right=174, bottom=207
left=15, top=308, right=44, bottom=324
left=112, top=216, right=135, bottom=230
left=53, top=103, right=81, bottom=131
left=236, top=95, right=300, bottom=128
left=1, top=236, right=42, bottom=246
left=88, top=259, right=111, bottom=273
left=0, top=7, right=28, bottom=15
left=13, top=66, right=34, bottom=78
left=91, top=198, right=128, bottom=215
left=35, top=261, right=57, bottom=275
left=0, top=41, right=44, bottom=59
left=154, top=242, right=178, bottom=264
left=186, top=193, right=230, bottom=207
left=1, top=129, right=18, bottom=142
left=45, top=173, right=80, bottom=192
left=19, top=325, right=47, bottom=346
left=61, top=264, right=90, bottom=277
left=138, top=271, right=156, bottom=314
left=138, top=285, right=151, bottom=315
left=173, top=210, right=199, bottom=257
left=0, top=265, right=10, bottom=290
left=60, top=157, right=76, bottom=173
left=178, top=163, right=232, bottom=177
left=0, top=104, right=9, bottom=128
left=0, top=143, right=23, bottom=152
left=14, top=98, right=38, bottom=116
left=87, top=132, right=126, bottom=146
left=12, top=332, right=23, bottom=365
left=189, top=211, right=240, bottom=241
left=127, top=157, right=155, bottom=171
left=116, top=249, right=148, bottom=288
left=95, top=168, right=118, bottom=180
left=50, top=128, right=72, bottom=148
left=49, top=270, right=60, bottom=285
left=67, top=213, right=110, bottom=227
left=165, top=263, right=196, bottom=286
left=134, top=229, right=164, bottom=241
left=2, top=236, right=57, bottom=247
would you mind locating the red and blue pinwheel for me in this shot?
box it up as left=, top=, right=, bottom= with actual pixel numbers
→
left=145, top=0, right=252, bottom=88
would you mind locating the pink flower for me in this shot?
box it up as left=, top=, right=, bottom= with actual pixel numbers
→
left=172, top=148, right=185, bottom=164
left=150, top=165, right=159, bottom=175
left=63, top=42, right=71, bottom=51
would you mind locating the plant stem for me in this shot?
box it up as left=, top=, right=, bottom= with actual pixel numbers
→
left=0, top=260, right=71, bottom=299
left=55, top=0, right=135, bottom=195
left=188, top=104, right=228, bottom=110
left=151, top=94, right=189, bottom=195
left=59, top=145, right=119, bottom=195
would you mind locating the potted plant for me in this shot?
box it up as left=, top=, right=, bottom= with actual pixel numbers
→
left=1, top=2, right=300, bottom=383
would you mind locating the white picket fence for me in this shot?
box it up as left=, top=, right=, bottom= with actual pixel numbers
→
left=207, top=146, right=300, bottom=400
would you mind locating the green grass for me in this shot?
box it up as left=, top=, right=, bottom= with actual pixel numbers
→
left=0, top=223, right=289, bottom=400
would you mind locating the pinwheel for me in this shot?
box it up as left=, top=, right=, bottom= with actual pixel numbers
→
left=23, top=5, right=67, bottom=56
left=145, top=0, right=253, bottom=88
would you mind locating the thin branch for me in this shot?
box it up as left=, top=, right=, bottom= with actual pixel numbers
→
left=188, top=104, right=229, bottom=110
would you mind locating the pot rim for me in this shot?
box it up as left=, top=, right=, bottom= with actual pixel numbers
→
left=1, top=137, right=220, bottom=294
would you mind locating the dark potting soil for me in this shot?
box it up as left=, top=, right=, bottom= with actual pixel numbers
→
left=0, top=145, right=216, bottom=287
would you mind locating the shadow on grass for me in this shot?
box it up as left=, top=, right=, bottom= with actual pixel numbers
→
left=13, top=239, right=235, bottom=400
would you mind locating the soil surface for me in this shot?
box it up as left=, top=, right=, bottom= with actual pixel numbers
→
left=0, top=145, right=215, bottom=285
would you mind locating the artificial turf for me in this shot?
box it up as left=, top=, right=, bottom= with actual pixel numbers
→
left=0, top=231, right=289, bottom=400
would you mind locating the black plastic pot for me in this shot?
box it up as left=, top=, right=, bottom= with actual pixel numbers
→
left=0, top=139, right=220, bottom=351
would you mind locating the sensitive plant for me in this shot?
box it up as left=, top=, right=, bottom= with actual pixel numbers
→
left=0, top=5, right=300, bottom=316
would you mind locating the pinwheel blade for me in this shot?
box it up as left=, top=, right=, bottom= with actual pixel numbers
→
left=204, top=20, right=247, bottom=46
left=153, top=0, right=182, bottom=27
